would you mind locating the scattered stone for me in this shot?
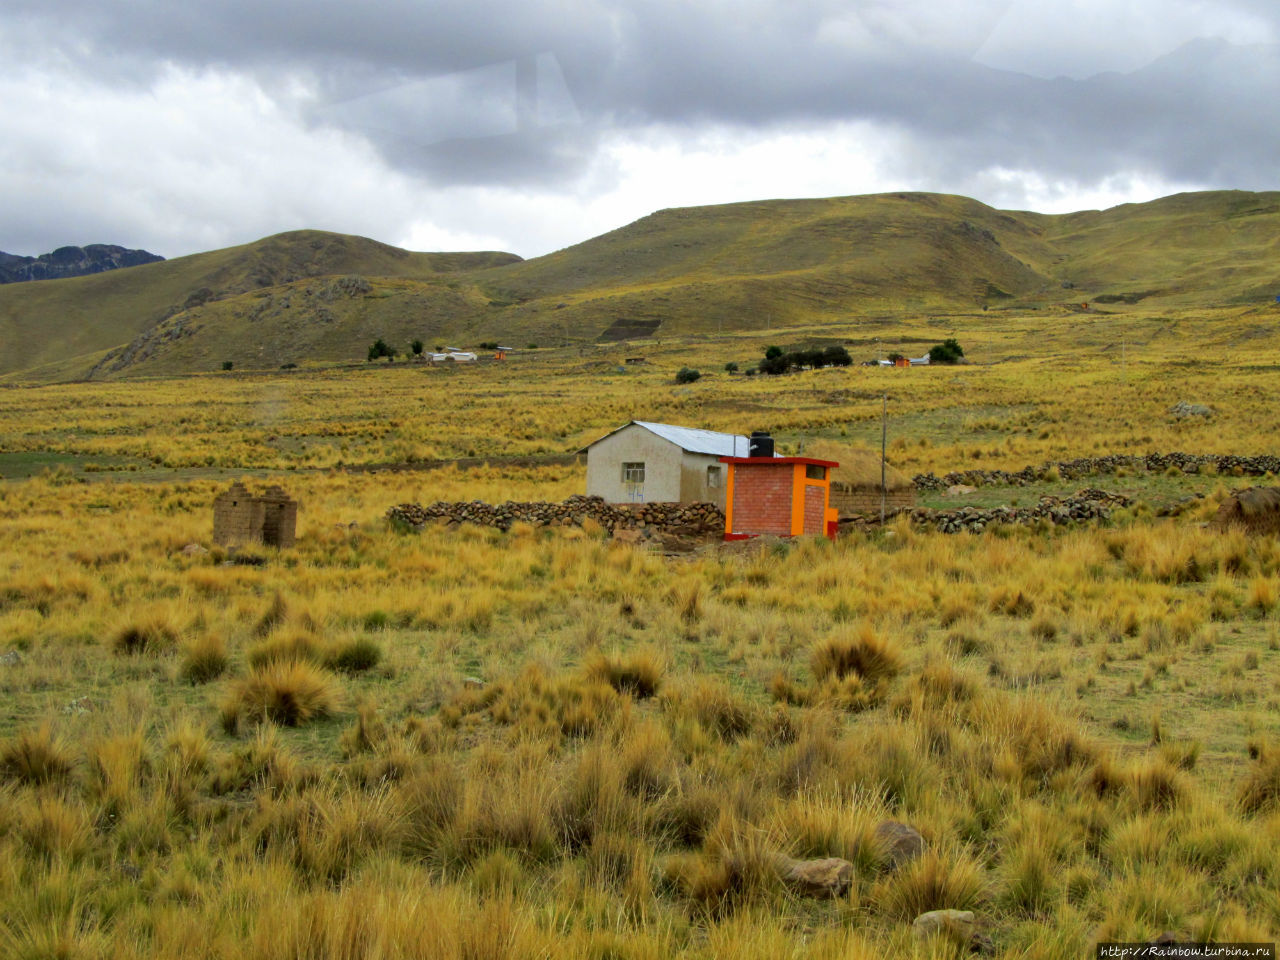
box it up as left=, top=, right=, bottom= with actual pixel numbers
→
left=775, top=855, right=855, bottom=897
left=1169, top=401, right=1213, bottom=419
left=946, top=484, right=977, bottom=496
left=0, top=650, right=21, bottom=666
left=463, top=677, right=485, bottom=690
left=181, top=543, right=208, bottom=556
left=874, top=821, right=926, bottom=869
left=912, top=909, right=976, bottom=943
left=62, top=696, right=95, bottom=715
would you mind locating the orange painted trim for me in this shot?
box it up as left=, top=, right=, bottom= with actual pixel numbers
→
left=723, top=462, right=735, bottom=536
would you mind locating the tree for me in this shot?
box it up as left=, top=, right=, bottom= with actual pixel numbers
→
left=823, top=345, right=852, bottom=367
left=221, top=360, right=233, bottom=371
left=759, top=353, right=791, bottom=376
left=368, top=339, right=395, bottom=362
left=411, top=339, right=424, bottom=357
left=724, top=362, right=739, bottom=373
left=675, top=367, right=701, bottom=384
left=765, top=345, right=784, bottom=360
left=928, top=338, right=965, bottom=365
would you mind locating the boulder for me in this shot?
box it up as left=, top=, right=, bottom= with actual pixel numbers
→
left=874, top=820, right=926, bottom=869
left=912, top=909, right=976, bottom=943
left=1169, top=401, right=1213, bottom=419
left=946, top=484, right=977, bottom=496
left=181, top=543, right=209, bottom=556
left=0, top=650, right=21, bottom=666
left=775, top=855, right=854, bottom=897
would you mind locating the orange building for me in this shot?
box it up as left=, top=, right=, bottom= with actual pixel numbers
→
left=719, top=455, right=838, bottom=540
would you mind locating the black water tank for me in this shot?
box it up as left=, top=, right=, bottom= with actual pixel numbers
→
left=749, top=431, right=774, bottom=458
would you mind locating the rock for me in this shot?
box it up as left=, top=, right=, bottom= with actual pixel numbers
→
left=776, top=855, right=855, bottom=897
left=612, top=528, right=642, bottom=544
left=0, top=650, right=21, bottom=666
left=62, top=696, right=95, bottom=715
left=181, top=543, right=208, bottom=556
left=0, top=243, right=163, bottom=285
left=874, top=821, right=926, bottom=869
left=1150, top=932, right=1179, bottom=945
left=946, top=484, right=978, bottom=496
left=463, top=677, right=485, bottom=690
left=117, top=861, right=142, bottom=881
left=912, top=909, right=976, bottom=943
left=1169, top=401, right=1213, bottom=419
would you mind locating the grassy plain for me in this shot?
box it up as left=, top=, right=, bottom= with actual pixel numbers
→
left=2, top=305, right=1280, bottom=958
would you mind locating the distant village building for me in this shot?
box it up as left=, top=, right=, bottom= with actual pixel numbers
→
left=213, top=482, right=298, bottom=547
left=581, top=420, right=755, bottom=508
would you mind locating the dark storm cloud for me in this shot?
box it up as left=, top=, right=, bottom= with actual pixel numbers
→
left=6, top=0, right=1278, bottom=191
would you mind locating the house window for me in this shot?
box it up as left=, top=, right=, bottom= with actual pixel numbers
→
left=706, top=465, right=721, bottom=488
left=622, top=462, right=645, bottom=484
left=805, top=464, right=827, bottom=480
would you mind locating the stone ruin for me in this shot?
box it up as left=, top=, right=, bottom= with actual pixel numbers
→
left=213, top=482, right=298, bottom=547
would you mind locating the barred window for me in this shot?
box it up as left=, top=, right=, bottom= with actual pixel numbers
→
left=622, top=462, right=645, bottom=483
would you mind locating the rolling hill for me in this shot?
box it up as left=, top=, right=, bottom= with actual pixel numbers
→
left=3, top=190, right=1278, bottom=380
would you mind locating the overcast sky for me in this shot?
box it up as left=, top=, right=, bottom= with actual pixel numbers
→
left=1, top=0, right=1276, bottom=260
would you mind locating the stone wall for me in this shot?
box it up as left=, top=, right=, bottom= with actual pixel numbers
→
left=842, top=489, right=1134, bottom=535
left=387, top=494, right=723, bottom=535
left=832, top=484, right=916, bottom=516
left=913, top=452, right=1280, bottom=491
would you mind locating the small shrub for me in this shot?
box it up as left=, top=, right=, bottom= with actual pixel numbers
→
left=180, top=633, right=229, bottom=684
left=222, top=661, right=341, bottom=731
left=724, top=362, right=738, bottom=373
left=221, top=360, right=233, bottom=371
left=675, top=367, right=701, bottom=384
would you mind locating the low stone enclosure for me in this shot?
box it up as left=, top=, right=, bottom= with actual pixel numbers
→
left=386, top=494, right=724, bottom=535
left=889, top=489, right=1133, bottom=535
left=913, top=452, right=1280, bottom=491
left=213, top=482, right=298, bottom=547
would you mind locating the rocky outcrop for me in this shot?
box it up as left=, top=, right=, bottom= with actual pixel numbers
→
left=0, top=244, right=163, bottom=284
left=387, top=495, right=724, bottom=535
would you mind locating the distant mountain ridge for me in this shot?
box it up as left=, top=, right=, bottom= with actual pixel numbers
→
left=2, top=190, right=1279, bottom=382
left=0, top=244, right=164, bottom=284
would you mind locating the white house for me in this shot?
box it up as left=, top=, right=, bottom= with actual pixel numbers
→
left=580, top=420, right=756, bottom=507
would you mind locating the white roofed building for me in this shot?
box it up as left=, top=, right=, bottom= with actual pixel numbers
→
left=580, top=420, right=755, bottom=507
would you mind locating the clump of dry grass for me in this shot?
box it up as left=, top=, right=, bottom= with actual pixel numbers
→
left=112, top=616, right=180, bottom=655
left=221, top=660, right=342, bottom=732
left=583, top=647, right=665, bottom=698
left=247, top=630, right=325, bottom=669
left=811, top=626, right=901, bottom=686
left=874, top=846, right=987, bottom=920
left=179, top=633, right=229, bottom=684
left=324, top=634, right=383, bottom=674
left=1237, top=748, right=1280, bottom=816
left=1, top=723, right=73, bottom=785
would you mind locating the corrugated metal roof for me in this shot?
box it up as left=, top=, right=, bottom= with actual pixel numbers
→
left=631, top=420, right=751, bottom=457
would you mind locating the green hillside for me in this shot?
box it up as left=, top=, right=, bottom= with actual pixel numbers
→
left=4, top=190, right=1280, bottom=381
left=0, top=230, right=520, bottom=378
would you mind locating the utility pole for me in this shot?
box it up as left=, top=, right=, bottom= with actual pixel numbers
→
left=880, top=393, right=888, bottom=525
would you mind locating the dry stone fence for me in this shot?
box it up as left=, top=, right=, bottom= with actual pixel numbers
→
left=387, top=494, right=724, bottom=535
left=913, top=452, right=1280, bottom=491
left=896, top=489, right=1133, bottom=535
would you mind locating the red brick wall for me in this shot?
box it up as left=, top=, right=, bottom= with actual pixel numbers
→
left=731, top=464, right=794, bottom=535
left=803, top=484, right=825, bottom=535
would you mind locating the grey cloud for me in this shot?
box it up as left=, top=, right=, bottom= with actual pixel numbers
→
left=2, top=0, right=1278, bottom=255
